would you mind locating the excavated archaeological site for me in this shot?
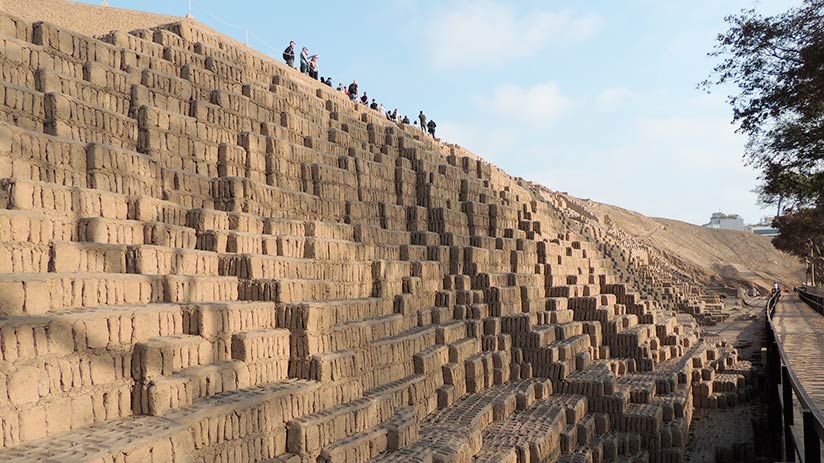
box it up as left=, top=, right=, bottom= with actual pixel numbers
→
left=0, top=2, right=805, bottom=462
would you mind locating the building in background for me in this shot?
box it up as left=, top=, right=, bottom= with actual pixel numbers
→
left=746, top=218, right=779, bottom=237
left=703, top=212, right=745, bottom=231
left=702, top=212, right=780, bottom=237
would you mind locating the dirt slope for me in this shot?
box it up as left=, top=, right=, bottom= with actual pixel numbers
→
left=3, top=0, right=183, bottom=37
left=584, top=200, right=805, bottom=290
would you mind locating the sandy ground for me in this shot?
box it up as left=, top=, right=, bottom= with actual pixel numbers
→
left=686, top=299, right=768, bottom=463
left=703, top=299, right=766, bottom=360
left=585, top=200, right=805, bottom=290
left=2, top=0, right=183, bottom=37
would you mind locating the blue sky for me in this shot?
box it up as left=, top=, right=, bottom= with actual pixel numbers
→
left=82, top=0, right=797, bottom=225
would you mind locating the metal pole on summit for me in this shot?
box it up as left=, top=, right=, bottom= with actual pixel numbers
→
left=186, top=0, right=194, bottom=18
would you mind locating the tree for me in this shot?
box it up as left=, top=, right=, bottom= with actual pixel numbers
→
left=704, top=0, right=824, bottom=210
left=707, top=1, right=824, bottom=283
left=772, top=208, right=824, bottom=284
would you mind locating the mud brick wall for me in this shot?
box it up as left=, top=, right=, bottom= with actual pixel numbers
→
left=0, top=9, right=757, bottom=463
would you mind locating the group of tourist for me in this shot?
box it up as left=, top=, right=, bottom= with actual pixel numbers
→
left=282, top=41, right=320, bottom=79
left=282, top=41, right=438, bottom=138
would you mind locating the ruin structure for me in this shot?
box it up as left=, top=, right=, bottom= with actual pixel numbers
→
left=0, top=10, right=756, bottom=463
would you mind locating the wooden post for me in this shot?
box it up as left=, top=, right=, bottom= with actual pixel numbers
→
left=804, top=410, right=821, bottom=463
left=767, top=326, right=783, bottom=459
left=783, top=366, right=796, bottom=461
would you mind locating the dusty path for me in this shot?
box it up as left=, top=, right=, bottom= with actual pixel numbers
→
left=686, top=301, right=768, bottom=462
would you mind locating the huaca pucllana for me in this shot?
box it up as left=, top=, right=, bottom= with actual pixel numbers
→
left=0, top=5, right=786, bottom=463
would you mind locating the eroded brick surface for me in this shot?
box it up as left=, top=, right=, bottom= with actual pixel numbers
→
left=0, top=10, right=757, bottom=463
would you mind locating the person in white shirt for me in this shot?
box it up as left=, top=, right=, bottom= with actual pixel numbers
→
left=300, top=47, right=310, bottom=74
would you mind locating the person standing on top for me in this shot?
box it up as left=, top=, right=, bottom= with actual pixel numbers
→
left=300, top=47, right=310, bottom=74
left=308, top=55, right=319, bottom=79
left=418, top=111, right=427, bottom=132
left=772, top=282, right=782, bottom=302
left=361, top=92, right=369, bottom=105
left=378, top=102, right=386, bottom=117
left=283, top=41, right=296, bottom=68
left=427, top=119, right=437, bottom=138
left=348, top=80, right=358, bottom=101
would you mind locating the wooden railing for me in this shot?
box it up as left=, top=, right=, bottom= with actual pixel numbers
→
left=766, top=289, right=823, bottom=462
left=799, top=285, right=824, bottom=315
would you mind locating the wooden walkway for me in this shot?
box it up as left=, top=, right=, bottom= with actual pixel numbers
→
left=772, top=293, right=824, bottom=413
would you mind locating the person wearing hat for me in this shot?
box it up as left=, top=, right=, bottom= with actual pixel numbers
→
left=308, top=55, right=319, bottom=79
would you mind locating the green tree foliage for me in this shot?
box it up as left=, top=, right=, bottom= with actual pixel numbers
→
left=705, top=0, right=824, bottom=209
left=772, top=208, right=824, bottom=282
left=707, top=1, right=824, bottom=282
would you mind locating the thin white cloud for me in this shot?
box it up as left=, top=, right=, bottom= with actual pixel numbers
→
left=596, top=87, right=633, bottom=108
left=480, top=82, right=574, bottom=125
left=423, top=1, right=603, bottom=70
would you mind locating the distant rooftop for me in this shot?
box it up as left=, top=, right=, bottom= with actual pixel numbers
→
left=709, top=212, right=742, bottom=220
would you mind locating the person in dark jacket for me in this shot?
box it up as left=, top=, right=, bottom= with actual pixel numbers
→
left=370, top=99, right=378, bottom=110
left=348, top=81, right=358, bottom=101
left=299, top=47, right=310, bottom=74
left=360, top=92, right=369, bottom=105
left=282, top=41, right=295, bottom=67
left=402, top=115, right=410, bottom=124
left=427, top=119, right=437, bottom=137
left=418, top=111, right=427, bottom=132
